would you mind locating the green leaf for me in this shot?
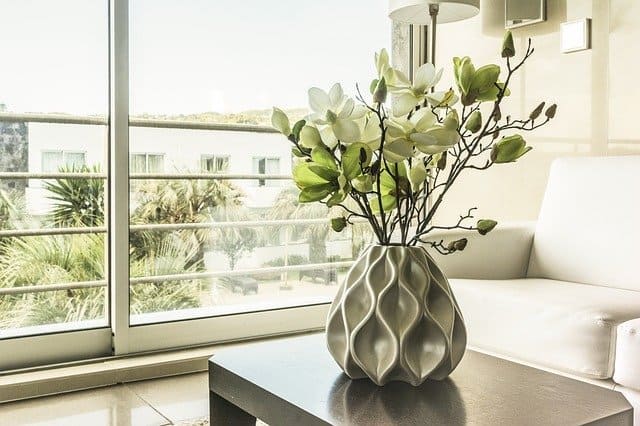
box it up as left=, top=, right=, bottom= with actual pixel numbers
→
left=351, top=175, right=373, bottom=193
left=299, top=184, right=334, bottom=203
left=291, top=148, right=306, bottom=158
left=370, top=194, right=397, bottom=213
left=292, top=120, right=306, bottom=141
left=477, top=219, right=498, bottom=235
left=311, top=146, right=337, bottom=170
left=342, top=143, right=372, bottom=180
left=331, top=216, right=347, bottom=232
left=380, top=162, right=407, bottom=194
left=271, top=107, right=291, bottom=135
left=326, top=190, right=347, bottom=207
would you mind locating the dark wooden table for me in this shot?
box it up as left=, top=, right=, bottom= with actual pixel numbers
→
left=209, top=333, right=633, bottom=425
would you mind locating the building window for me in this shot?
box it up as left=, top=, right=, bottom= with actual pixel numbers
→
left=201, top=155, right=229, bottom=173
left=252, top=157, right=280, bottom=187
left=130, top=153, right=165, bottom=173
left=41, top=150, right=86, bottom=172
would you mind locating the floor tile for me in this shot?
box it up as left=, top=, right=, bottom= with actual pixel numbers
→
left=126, top=372, right=208, bottom=423
left=0, top=385, right=170, bottom=426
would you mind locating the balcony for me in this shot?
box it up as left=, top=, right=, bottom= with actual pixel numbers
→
left=0, top=111, right=367, bottom=338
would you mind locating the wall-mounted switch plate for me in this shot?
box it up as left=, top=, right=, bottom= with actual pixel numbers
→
left=561, top=18, right=591, bottom=53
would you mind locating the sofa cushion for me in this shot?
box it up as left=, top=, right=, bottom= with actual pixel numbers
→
left=527, top=156, right=640, bottom=291
left=450, top=278, right=640, bottom=379
left=614, top=319, right=640, bottom=391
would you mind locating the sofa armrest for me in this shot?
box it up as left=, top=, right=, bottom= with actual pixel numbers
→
left=614, top=319, right=640, bottom=391
left=420, top=221, right=536, bottom=280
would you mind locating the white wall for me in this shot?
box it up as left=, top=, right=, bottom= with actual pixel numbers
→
left=425, top=0, right=640, bottom=224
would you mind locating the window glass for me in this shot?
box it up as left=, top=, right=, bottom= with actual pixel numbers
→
left=0, top=0, right=108, bottom=336
left=129, top=0, right=388, bottom=324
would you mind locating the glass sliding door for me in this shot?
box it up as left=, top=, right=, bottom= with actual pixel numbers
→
left=125, top=0, right=390, bottom=350
left=0, top=0, right=111, bottom=369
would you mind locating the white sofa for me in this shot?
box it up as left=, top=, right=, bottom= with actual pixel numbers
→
left=427, top=156, right=640, bottom=423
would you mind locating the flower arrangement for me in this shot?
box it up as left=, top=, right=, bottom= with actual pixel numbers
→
left=271, top=32, right=556, bottom=252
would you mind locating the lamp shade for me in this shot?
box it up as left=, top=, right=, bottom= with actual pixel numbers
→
left=389, top=0, right=480, bottom=24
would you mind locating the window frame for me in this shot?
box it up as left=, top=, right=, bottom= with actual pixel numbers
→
left=201, top=154, right=229, bottom=173
left=41, top=149, right=87, bottom=172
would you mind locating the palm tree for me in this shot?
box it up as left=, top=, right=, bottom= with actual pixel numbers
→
left=0, top=234, right=106, bottom=328
left=44, top=165, right=105, bottom=227
left=267, top=186, right=330, bottom=264
left=210, top=202, right=258, bottom=270
left=130, top=177, right=245, bottom=268
left=129, top=232, right=202, bottom=315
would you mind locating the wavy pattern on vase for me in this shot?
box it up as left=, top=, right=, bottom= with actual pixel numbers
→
left=326, top=245, right=467, bottom=386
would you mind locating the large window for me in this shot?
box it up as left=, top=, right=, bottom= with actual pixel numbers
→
left=41, top=150, right=87, bottom=172
left=252, top=157, right=280, bottom=187
left=201, top=155, right=229, bottom=173
left=130, top=153, right=165, bottom=173
left=0, top=0, right=391, bottom=368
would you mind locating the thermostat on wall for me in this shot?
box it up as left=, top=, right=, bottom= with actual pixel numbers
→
left=561, top=18, right=591, bottom=53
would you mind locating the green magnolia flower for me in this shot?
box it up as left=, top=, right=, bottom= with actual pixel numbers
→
left=453, top=56, right=509, bottom=105
left=490, top=134, right=532, bottom=163
left=308, top=83, right=366, bottom=143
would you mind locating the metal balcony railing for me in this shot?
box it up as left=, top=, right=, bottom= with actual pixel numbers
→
left=0, top=112, right=359, bottom=298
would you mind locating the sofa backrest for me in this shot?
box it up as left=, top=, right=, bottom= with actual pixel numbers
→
left=527, top=156, right=640, bottom=291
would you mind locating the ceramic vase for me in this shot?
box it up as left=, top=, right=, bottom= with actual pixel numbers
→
left=326, top=244, right=467, bottom=386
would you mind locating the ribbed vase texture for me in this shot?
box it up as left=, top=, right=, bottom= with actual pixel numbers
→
left=326, top=245, right=467, bottom=386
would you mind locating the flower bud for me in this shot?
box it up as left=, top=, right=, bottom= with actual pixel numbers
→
left=492, top=105, right=502, bottom=122
left=447, top=238, right=468, bottom=252
left=373, top=77, right=388, bottom=104
left=331, top=217, right=347, bottom=232
left=501, top=31, right=515, bottom=58
left=465, top=110, right=482, bottom=133
left=529, top=102, right=545, bottom=120
left=437, top=151, right=447, bottom=170
left=492, top=134, right=532, bottom=163
left=477, top=219, right=498, bottom=235
left=545, top=104, right=557, bottom=119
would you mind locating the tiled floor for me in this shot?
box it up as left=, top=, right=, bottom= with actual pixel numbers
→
left=0, top=372, right=212, bottom=426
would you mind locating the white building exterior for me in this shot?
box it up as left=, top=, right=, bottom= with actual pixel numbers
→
left=25, top=122, right=293, bottom=214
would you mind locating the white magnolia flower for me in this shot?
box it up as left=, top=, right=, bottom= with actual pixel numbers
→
left=308, top=83, right=366, bottom=143
left=359, top=115, right=382, bottom=149
left=391, top=63, right=444, bottom=117
left=386, top=108, right=459, bottom=157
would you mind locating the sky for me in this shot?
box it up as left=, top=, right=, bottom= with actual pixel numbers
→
left=0, top=0, right=390, bottom=115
